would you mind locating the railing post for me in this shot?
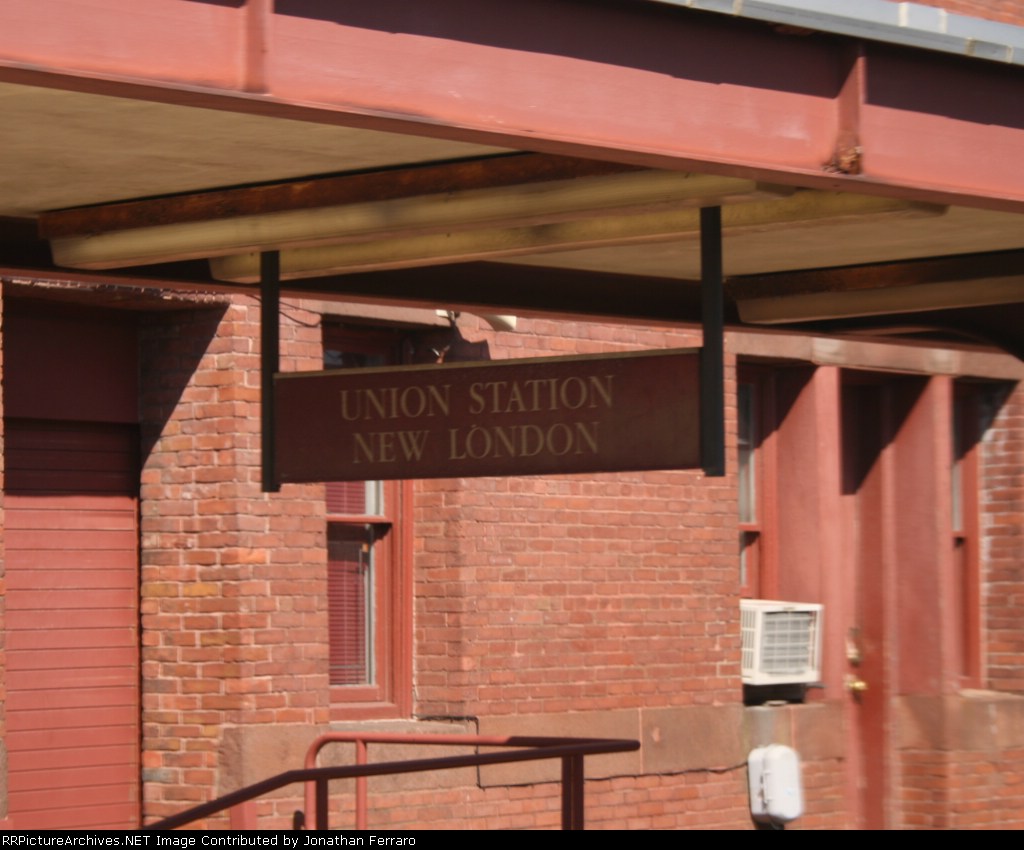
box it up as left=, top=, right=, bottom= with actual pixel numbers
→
left=561, top=754, right=585, bottom=830
left=356, top=738, right=369, bottom=830
left=315, top=778, right=329, bottom=830
left=228, top=801, right=257, bottom=829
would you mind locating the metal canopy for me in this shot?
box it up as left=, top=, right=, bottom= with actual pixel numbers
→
left=1, top=0, right=1023, bottom=354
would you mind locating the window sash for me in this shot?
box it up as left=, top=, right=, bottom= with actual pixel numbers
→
left=327, top=524, right=375, bottom=687
left=737, top=382, right=757, bottom=525
left=326, top=480, right=385, bottom=518
left=951, top=382, right=982, bottom=687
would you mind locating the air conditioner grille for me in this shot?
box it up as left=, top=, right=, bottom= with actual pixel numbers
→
left=760, top=611, right=816, bottom=674
left=740, top=599, right=823, bottom=685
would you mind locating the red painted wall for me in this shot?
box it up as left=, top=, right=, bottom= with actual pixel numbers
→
left=3, top=302, right=137, bottom=423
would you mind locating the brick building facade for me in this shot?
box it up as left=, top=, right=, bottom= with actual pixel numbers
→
left=1, top=280, right=1020, bottom=829
left=1, top=0, right=1024, bottom=832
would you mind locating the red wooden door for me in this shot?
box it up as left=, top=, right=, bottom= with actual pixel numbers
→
left=5, top=420, right=140, bottom=829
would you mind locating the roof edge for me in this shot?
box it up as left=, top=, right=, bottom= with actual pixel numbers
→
left=650, top=0, right=1024, bottom=66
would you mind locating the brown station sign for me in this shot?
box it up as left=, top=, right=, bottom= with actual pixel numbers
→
left=275, top=349, right=700, bottom=482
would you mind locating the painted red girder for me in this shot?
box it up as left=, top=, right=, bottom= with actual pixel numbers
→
left=1, top=0, right=1023, bottom=211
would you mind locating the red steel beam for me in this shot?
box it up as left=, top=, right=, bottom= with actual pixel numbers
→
left=1, top=0, right=1023, bottom=210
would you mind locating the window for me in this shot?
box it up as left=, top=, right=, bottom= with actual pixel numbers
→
left=324, top=324, right=412, bottom=718
left=951, top=381, right=981, bottom=687
left=737, top=366, right=776, bottom=599
left=326, top=485, right=382, bottom=687
left=737, top=379, right=759, bottom=598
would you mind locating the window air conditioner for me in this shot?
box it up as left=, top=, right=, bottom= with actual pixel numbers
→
left=740, top=599, right=823, bottom=686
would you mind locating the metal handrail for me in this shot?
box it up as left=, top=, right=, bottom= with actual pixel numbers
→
left=144, top=733, right=639, bottom=831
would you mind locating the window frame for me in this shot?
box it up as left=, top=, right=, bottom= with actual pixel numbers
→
left=737, top=364, right=779, bottom=600
left=323, top=323, right=414, bottom=720
left=326, top=479, right=413, bottom=719
left=951, top=381, right=982, bottom=689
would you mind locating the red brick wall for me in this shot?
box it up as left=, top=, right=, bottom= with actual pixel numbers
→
left=132, top=302, right=1023, bottom=831
left=135, top=305, right=807, bottom=829
left=229, top=731, right=846, bottom=830
left=404, top=317, right=773, bottom=828
left=945, top=748, right=1024, bottom=828
left=982, top=383, right=1024, bottom=693
left=346, top=755, right=845, bottom=830
left=138, top=298, right=329, bottom=823
left=413, top=318, right=737, bottom=720
left=896, top=377, right=1024, bottom=830
left=394, top=318, right=851, bottom=830
left=129, top=304, right=869, bottom=830
left=344, top=771, right=754, bottom=830
left=902, top=746, right=1024, bottom=829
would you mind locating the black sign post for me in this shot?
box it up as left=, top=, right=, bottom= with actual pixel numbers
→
left=261, top=250, right=281, bottom=493
left=700, top=206, right=725, bottom=477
